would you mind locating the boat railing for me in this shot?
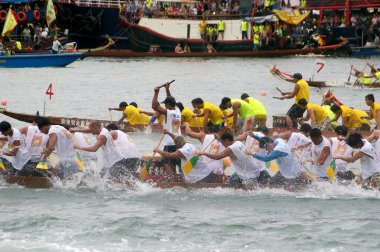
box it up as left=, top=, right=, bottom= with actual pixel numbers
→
left=59, top=42, right=78, bottom=53
left=58, top=0, right=121, bottom=8
left=148, top=12, right=252, bottom=20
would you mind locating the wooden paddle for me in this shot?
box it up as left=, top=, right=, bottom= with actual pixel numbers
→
left=159, top=79, right=175, bottom=88
left=347, top=65, right=353, bottom=84
left=140, top=133, right=165, bottom=181
left=276, top=87, right=284, bottom=95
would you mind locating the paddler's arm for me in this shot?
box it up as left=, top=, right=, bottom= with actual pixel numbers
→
left=252, top=150, right=287, bottom=162
left=376, top=109, right=380, bottom=127
left=69, top=127, right=91, bottom=134
left=231, top=102, right=239, bottom=131
left=234, top=132, right=249, bottom=142
left=199, top=147, right=231, bottom=160
left=152, top=86, right=167, bottom=116
left=117, top=113, right=127, bottom=125
left=139, top=110, right=155, bottom=116
left=317, top=146, right=330, bottom=166
left=154, top=148, right=184, bottom=159
left=309, top=109, right=317, bottom=127
left=341, top=116, right=348, bottom=127
left=335, top=151, right=364, bottom=163
left=163, top=129, right=176, bottom=141
left=203, top=109, right=210, bottom=133
left=331, top=110, right=342, bottom=122
left=366, top=130, right=380, bottom=143
left=183, top=122, right=206, bottom=142
left=165, top=82, right=172, bottom=97
left=0, top=136, right=7, bottom=141
left=108, top=107, right=122, bottom=111
left=41, top=133, right=57, bottom=160
left=279, top=84, right=299, bottom=100
left=3, top=140, right=20, bottom=156
left=75, top=135, right=106, bottom=152
left=272, top=131, right=292, bottom=141
left=18, top=126, right=28, bottom=135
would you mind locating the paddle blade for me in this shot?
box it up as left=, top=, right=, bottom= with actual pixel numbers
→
left=327, top=160, right=336, bottom=181
left=0, top=158, right=6, bottom=171
left=183, top=156, right=199, bottom=175
left=265, top=161, right=279, bottom=173
left=140, top=158, right=153, bottom=181
left=36, top=161, right=48, bottom=170
left=76, top=151, right=85, bottom=171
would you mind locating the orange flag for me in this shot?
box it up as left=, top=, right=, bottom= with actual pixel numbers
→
left=1, top=9, right=18, bottom=37
left=46, top=0, right=56, bottom=27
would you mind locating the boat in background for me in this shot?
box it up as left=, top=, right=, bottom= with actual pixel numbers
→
left=0, top=52, right=83, bottom=68
left=270, top=65, right=329, bottom=88
left=349, top=45, right=380, bottom=58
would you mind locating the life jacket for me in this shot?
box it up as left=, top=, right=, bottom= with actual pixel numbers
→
left=218, top=20, right=224, bottom=31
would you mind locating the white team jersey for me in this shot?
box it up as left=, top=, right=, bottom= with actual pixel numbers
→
left=163, top=107, right=181, bottom=146
left=48, top=125, right=76, bottom=159
left=25, top=126, right=48, bottom=162
left=74, top=132, right=97, bottom=160
left=7, top=128, right=30, bottom=170
left=99, top=128, right=124, bottom=168
left=273, top=139, right=302, bottom=179
left=114, top=130, right=140, bottom=159
left=201, top=134, right=224, bottom=175
left=330, top=137, right=353, bottom=173
left=246, top=132, right=266, bottom=171
left=287, top=132, right=312, bottom=149
left=229, top=141, right=260, bottom=179
left=312, top=137, right=332, bottom=178
left=179, top=143, right=212, bottom=183
left=359, top=140, right=380, bottom=179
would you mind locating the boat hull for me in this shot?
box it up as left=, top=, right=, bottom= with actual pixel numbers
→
left=349, top=46, right=380, bottom=58
left=0, top=52, right=83, bottom=68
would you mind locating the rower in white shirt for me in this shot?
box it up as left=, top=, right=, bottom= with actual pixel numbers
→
left=0, top=121, right=31, bottom=175
left=310, top=128, right=332, bottom=180
left=335, top=133, right=380, bottom=189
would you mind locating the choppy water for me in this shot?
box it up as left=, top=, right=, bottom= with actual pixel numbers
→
left=1, top=56, right=380, bottom=251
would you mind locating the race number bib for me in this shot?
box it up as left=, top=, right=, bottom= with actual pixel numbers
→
left=31, top=135, right=42, bottom=147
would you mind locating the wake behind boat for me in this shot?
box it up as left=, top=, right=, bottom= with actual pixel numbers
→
left=0, top=51, right=83, bottom=68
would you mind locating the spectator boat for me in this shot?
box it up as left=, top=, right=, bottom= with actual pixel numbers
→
left=0, top=51, right=83, bottom=67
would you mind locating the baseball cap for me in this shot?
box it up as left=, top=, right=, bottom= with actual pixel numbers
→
left=161, top=96, right=176, bottom=106
left=293, top=73, right=302, bottom=79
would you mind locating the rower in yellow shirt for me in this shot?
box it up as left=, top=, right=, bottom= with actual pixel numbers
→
left=275, top=73, right=309, bottom=128
left=364, top=94, right=380, bottom=128
left=330, top=104, right=364, bottom=131
left=109, top=101, right=150, bottom=126
left=176, top=102, right=204, bottom=129
left=297, top=99, right=329, bottom=129
left=191, top=98, right=224, bottom=134
left=241, top=93, right=267, bottom=127
left=219, top=97, right=255, bottom=132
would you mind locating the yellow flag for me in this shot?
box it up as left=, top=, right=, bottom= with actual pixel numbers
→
left=46, top=0, right=56, bottom=27
left=1, top=9, right=18, bottom=37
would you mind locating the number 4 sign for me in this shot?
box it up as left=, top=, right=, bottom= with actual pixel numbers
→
left=46, top=83, right=54, bottom=100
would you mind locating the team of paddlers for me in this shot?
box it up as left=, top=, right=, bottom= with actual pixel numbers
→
left=1, top=75, right=380, bottom=189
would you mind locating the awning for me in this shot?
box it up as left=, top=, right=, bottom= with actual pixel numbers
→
left=272, top=9, right=310, bottom=25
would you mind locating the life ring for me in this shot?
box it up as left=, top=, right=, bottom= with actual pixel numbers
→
left=0, top=10, right=7, bottom=22
left=33, top=10, right=41, bottom=21
left=268, top=38, right=276, bottom=50
left=17, top=11, right=27, bottom=23
left=61, top=8, right=72, bottom=21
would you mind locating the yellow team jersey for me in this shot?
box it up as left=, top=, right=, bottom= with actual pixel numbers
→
left=295, top=79, right=309, bottom=104
left=223, top=109, right=234, bottom=129
left=246, top=97, right=267, bottom=115
left=322, top=105, right=337, bottom=126
left=341, top=105, right=362, bottom=129
left=204, top=102, right=224, bottom=125
left=355, top=109, right=370, bottom=126
left=307, top=103, right=327, bottom=124
left=371, top=102, right=380, bottom=121
left=123, top=106, right=150, bottom=125
left=181, top=107, right=199, bottom=127
left=231, top=99, right=255, bottom=119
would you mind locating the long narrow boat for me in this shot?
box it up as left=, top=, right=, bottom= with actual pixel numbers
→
left=88, top=38, right=349, bottom=58
left=0, top=52, right=84, bottom=68
left=270, top=65, right=329, bottom=88
left=0, top=109, right=371, bottom=138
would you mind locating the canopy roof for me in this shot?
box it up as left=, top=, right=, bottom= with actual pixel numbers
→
left=272, top=9, right=310, bottom=25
